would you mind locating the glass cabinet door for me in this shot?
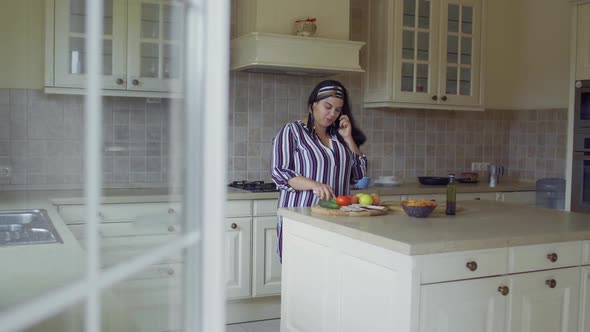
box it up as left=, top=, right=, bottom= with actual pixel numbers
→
left=54, top=0, right=127, bottom=89
left=127, top=0, right=184, bottom=92
left=440, top=0, right=481, bottom=105
left=397, top=0, right=437, bottom=102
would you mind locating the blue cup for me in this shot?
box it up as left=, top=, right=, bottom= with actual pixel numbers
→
left=354, top=177, right=373, bottom=190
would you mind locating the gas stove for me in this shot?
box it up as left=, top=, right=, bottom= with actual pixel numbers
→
left=228, top=180, right=279, bottom=193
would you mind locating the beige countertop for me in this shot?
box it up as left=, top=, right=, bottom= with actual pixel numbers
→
left=278, top=200, right=590, bottom=256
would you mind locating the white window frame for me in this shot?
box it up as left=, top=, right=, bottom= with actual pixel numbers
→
left=0, top=0, right=229, bottom=331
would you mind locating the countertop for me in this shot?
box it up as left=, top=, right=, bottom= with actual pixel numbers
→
left=277, top=200, right=590, bottom=256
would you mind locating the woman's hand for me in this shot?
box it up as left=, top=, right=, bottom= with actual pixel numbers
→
left=311, top=182, right=335, bottom=200
left=337, top=115, right=352, bottom=139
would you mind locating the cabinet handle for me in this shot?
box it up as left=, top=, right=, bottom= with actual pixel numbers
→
left=132, top=79, right=139, bottom=86
left=168, top=208, right=175, bottom=214
left=431, top=95, right=438, bottom=101
left=546, top=253, right=558, bottom=262
left=230, top=223, right=237, bottom=229
left=116, top=78, right=124, bottom=85
left=474, top=197, right=481, bottom=200
left=97, top=212, right=104, bottom=219
left=167, top=268, right=175, bottom=276
left=441, top=95, right=448, bottom=101
left=545, top=279, right=557, bottom=288
left=497, top=286, right=509, bottom=296
left=466, top=261, right=478, bottom=271
left=167, top=225, right=175, bottom=232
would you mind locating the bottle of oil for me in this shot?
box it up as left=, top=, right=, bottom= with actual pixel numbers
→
left=446, top=173, right=456, bottom=215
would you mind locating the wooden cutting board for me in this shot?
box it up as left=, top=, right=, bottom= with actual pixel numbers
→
left=381, top=201, right=465, bottom=215
left=311, top=205, right=389, bottom=217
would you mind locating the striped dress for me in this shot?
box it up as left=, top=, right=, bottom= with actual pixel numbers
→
left=271, top=120, right=368, bottom=261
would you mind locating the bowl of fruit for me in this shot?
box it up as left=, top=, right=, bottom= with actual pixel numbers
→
left=400, top=199, right=438, bottom=218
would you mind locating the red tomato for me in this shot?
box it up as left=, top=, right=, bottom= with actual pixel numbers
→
left=336, top=195, right=352, bottom=206
left=349, top=195, right=359, bottom=204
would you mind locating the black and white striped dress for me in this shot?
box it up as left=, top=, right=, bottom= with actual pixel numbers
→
left=271, top=120, right=367, bottom=261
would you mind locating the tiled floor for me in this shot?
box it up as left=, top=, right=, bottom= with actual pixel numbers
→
left=226, top=319, right=280, bottom=332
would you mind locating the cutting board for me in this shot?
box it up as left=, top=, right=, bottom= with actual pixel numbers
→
left=311, top=205, right=389, bottom=217
left=381, top=201, right=465, bottom=215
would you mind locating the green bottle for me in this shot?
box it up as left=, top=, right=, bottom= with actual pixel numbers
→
left=446, top=173, right=456, bottom=215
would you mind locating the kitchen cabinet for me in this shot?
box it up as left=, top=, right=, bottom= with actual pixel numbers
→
left=575, top=2, right=590, bottom=80
left=225, top=217, right=252, bottom=299
left=364, top=0, right=484, bottom=111
left=252, top=199, right=282, bottom=297
left=45, top=0, right=183, bottom=97
left=57, top=201, right=184, bottom=332
left=280, top=202, right=589, bottom=332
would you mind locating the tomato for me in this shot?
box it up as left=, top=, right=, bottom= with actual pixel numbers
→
left=336, top=195, right=352, bottom=206
left=370, top=193, right=381, bottom=205
left=349, top=195, right=359, bottom=204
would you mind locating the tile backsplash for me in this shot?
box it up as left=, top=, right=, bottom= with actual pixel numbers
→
left=0, top=84, right=567, bottom=191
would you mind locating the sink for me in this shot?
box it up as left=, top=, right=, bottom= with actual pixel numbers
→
left=0, top=209, right=63, bottom=246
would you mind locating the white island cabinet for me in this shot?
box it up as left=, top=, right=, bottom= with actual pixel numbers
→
left=279, top=201, right=590, bottom=332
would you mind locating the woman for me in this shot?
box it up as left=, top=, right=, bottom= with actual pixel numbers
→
left=270, top=80, right=367, bottom=261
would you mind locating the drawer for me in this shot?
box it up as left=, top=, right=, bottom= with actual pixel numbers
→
left=58, top=202, right=182, bottom=224
left=584, top=241, right=590, bottom=265
left=419, top=248, right=508, bottom=284
left=226, top=200, right=252, bottom=217
left=508, top=241, right=582, bottom=273
left=253, top=199, right=278, bottom=216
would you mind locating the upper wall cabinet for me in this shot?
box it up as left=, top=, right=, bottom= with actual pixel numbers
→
left=45, top=0, right=183, bottom=97
left=576, top=2, right=590, bottom=80
left=364, top=0, right=484, bottom=111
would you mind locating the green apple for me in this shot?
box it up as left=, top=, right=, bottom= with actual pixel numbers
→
left=358, top=194, right=373, bottom=205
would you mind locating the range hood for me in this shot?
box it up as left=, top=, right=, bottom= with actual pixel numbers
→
left=230, top=0, right=365, bottom=77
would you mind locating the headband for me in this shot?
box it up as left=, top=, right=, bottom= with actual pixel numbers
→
left=316, top=85, right=344, bottom=101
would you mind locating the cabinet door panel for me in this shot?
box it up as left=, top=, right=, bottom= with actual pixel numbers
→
left=253, top=216, right=282, bottom=297
left=225, top=217, right=252, bottom=299
left=438, top=0, right=481, bottom=106
left=420, top=276, right=507, bottom=332
left=127, top=0, right=183, bottom=92
left=393, top=0, right=440, bottom=104
left=509, top=267, right=580, bottom=332
left=581, top=267, right=590, bottom=332
left=53, top=0, right=127, bottom=89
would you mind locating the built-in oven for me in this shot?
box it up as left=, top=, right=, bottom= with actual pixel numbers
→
left=574, top=80, right=590, bottom=130
left=571, top=129, right=590, bottom=213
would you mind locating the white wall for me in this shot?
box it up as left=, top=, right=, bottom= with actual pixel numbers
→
left=485, top=0, right=571, bottom=110
left=0, top=0, right=44, bottom=89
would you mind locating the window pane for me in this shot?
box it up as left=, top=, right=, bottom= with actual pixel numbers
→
left=417, top=32, right=429, bottom=61
left=448, top=4, right=460, bottom=33
left=140, top=43, right=159, bottom=78
left=163, top=5, right=182, bottom=41
left=447, top=35, right=458, bottom=64
left=141, top=3, right=160, bottom=39
left=403, top=0, right=416, bottom=27
left=461, top=37, right=472, bottom=65
left=446, top=66, right=458, bottom=94
left=69, top=0, right=113, bottom=35
left=402, top=62, right=415, bottom=92
left=402, top=30, right=415, bottom=60
left=163, top=44, right=181, bottom=78
left=462, top=6, right=473, bottom=34
left=460, top=67, right=472, bottom=95
left=418, top=0, right=430, bottom=29
left=416, top=63, right=428, bottom=93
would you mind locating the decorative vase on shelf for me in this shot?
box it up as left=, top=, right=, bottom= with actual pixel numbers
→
left=294, top=18, right=317, bottom=37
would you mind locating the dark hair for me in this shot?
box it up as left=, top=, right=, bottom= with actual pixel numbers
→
left=306, top=80, right=366, bottom=147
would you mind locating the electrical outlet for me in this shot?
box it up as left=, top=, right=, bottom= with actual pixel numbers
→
left=0, top=166, right=11, bottom=178
left=471, top=162, right=490, bottom=171
left=481, top=162, right=490, bottom=171
left=471, top=162, right=479, bottom=171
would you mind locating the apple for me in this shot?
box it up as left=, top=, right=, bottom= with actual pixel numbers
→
left=358, top=193, right=373, bottom=205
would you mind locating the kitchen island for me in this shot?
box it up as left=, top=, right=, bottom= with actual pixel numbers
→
left=278, top=201, right=590, bottom=332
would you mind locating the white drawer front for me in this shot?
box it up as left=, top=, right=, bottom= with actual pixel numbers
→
left=58, top=202, right=181, bottom=224
left=509, top=241, right=582, bottom=273
left=420, top=248, right=508, bottom=284
left=226, top=200, right=252, bottom=217
left=253, top=199, right=278, bottom=216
